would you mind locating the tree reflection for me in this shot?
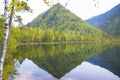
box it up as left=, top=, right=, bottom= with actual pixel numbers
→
left=9, top=43, right=105, bottom=79
left=87, top=44, right=120, bottom=77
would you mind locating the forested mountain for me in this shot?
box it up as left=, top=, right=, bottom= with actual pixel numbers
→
left=25, top=3, right=109, bottom=42
left=0, top=3, right=110, bottom=44
left=86, top=4, right=120, bottom=36
left=28, top=3, right=101, bottom=31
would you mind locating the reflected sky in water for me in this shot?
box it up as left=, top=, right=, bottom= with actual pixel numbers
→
left=61, top=61, right=120, bottom=80
left=12, top=59, right=120, bottom=80
left=13, top=59, right=57, bottom=80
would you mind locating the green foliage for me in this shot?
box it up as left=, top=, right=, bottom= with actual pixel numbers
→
left=10, top=27, right=108, bottom=43
left=3, top=51, right=14, bottom=80
left=0, top=18, right=4, bottom=47
left=8, top=0, right=32, bottom=27
left=8, top=0, right=32, bottom=13
left=3, top=65, right=14, bottom=80
left=0, top=18, right=4, bottom=28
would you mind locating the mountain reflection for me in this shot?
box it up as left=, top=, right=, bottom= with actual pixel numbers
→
left=10, top=43, right=104, bottom=79
left=87, top=45, right=120, bottom=77
left=8, top=43, right=120, bottom=80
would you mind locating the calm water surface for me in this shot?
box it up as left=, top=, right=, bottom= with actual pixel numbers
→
left=8, top=43, right=120, bottom=80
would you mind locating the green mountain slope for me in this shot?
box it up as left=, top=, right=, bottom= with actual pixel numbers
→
left=28, top=3, right=102, bottom=31
left=87, top=4, right=120, bottom=36
left=99, top=7, right=120, bottom=36
left=26, top=3, right=108, bottom=42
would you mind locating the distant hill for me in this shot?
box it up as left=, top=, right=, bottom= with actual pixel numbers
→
left=86, top=4, right=120, bottom=36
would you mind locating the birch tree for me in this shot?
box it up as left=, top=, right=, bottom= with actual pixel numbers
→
left=0, top=0, right=31, bottom=79
left=0, top=0, right=9, bottom=79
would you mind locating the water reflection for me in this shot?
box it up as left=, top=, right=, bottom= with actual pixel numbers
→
left=7, top=43, right=120, bottom=80
left=10, top=59, right=120, bottom=80
left=10, top=59, right=57, bottom=80
left=87, top=45, right=120, bottom=77
left=61, top=61, right=120, bottom=80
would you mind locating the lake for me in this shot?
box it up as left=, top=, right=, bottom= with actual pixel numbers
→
left=5, top=43, right=120, bottom=80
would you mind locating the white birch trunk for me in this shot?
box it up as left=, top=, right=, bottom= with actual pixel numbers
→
left=0, top=0, right=9, bottom=79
